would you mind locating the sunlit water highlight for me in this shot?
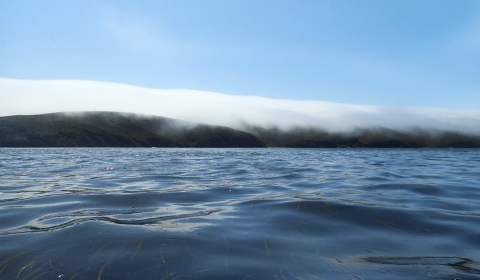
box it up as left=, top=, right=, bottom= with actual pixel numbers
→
left=0, top=148, right=479, bottom=280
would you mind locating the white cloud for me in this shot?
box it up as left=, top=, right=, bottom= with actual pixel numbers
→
left=1, top=78, right=480, bottom=135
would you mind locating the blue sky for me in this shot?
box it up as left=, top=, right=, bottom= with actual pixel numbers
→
left=1, top=0, right=479, bottom=109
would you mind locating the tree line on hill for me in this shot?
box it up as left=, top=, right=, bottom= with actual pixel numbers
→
left=0, top=112, right=479, bottom=148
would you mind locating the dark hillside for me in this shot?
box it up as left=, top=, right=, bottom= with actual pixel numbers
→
left=2, top=112, right=478, bottom=148
left=244, top=125, right=480, bottom=148
left=0, top=112, right=266, bottom=148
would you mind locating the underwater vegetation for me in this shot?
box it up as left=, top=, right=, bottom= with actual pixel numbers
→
left=0, top=148, right=479, bottom=279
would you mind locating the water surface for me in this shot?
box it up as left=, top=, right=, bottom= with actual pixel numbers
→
left=1, top=148, right=479, bottom=279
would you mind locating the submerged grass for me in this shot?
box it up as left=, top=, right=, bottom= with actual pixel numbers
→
left=264, top=238, right=270, bottom=256
left=16, top=261, right=35, bottom=279
left=160, top=249, right=168, bottom=275
left=97, top=261, right=110, bottom=280
left=30, top=271, right=48, bottom=280
left=130, top=239, right=143, bottom=264
left=293, top=219, right=308, bottom=232
left=90, top=241, right=111, bottom=261
left=223, top=235, right=229, bottom=253
left=0, top=251, right=26, bottom=278
left=373, top=219, right=407, bottom=234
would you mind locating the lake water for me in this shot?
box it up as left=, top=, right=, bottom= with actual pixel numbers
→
left=1, top=148, right=479, bottom=280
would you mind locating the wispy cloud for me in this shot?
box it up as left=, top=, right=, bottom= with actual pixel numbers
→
left=1, top=78, right=480, bottom=135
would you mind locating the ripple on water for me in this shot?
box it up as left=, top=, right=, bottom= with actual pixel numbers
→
left=0, top=148, right=479, bottom=280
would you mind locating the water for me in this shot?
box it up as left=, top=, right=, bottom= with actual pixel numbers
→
left=1, top=148, right=479, bottom=280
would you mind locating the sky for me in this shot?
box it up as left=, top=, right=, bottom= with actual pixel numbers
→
left=1, top=0, right=480, bottom=109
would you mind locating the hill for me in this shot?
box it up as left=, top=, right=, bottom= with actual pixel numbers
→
left=244, top=125, right=480, bottom=148
left=0, top=112, right=266, bottom=148
left=2, top=112, right=478, bottom=148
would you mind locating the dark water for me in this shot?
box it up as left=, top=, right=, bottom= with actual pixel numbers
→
left=1, top=148, right=479, bottom=280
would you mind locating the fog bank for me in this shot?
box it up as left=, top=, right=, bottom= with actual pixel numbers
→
left=1, top=78, right=480, bottom=135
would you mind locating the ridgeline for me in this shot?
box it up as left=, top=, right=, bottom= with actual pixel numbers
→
left=1, top=112, right=479, bottom=148
left=244, top=125, right=480, bottom=148
left=0, top=112, right=266, bottom=148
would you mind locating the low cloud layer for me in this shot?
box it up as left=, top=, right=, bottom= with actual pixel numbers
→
left=2, top=78, right=480, bottom=135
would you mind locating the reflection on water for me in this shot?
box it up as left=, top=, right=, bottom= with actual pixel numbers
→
left=0, top=148, right=479, bottom=279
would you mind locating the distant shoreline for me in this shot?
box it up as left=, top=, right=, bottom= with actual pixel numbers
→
left=0, top=112, right=266, bottom=148
left=1, top=111, right=479, bottom=149
left=1, top=147, right=478, bottom=149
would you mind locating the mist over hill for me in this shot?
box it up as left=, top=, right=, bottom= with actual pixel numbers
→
left=243, top=125, right=480, bottom=148
left=2, top=79, right=480, bottom=137
left=0, top=112, right=266, bottom=148
left=1, top=111, right=479, bottom=148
